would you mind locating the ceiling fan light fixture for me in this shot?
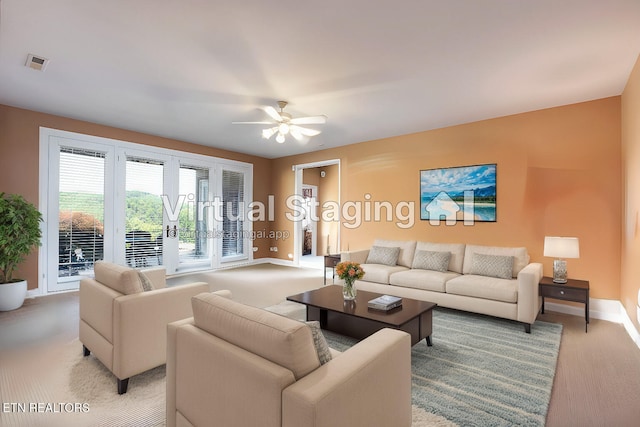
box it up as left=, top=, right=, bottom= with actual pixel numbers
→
left=276, top=133, right=285, bottom=143
left=278, top=123, right=290, bottom=135
left=262, top=128, right=277, bottom=139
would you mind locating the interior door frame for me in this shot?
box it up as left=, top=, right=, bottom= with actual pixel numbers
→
left=292, top=159, right=340, bottom=266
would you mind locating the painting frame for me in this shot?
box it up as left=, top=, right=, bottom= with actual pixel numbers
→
left=420, top=163, right=497, bottom=223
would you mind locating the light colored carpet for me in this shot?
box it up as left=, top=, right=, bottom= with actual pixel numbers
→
left=170, top=263, right=325, bottom=308
left=0, top=339, right=165, bottom=427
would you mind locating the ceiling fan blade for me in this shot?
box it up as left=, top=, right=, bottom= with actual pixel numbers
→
left=262, top=126, right=279, bottom=139
left=263, top=106, right=283, bottom=122
left=290, top=115, right=327, bottom=125
left=291, top=125, right=321, bottom=137
left=232, top=121, right=274, bottom=125
left=290, top=127, right=310, bottom=144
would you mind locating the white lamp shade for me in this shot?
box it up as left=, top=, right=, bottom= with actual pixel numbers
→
left=543, top=237, right=580, bottom=259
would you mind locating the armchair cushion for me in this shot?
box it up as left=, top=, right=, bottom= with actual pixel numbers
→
left=94, top=260, right=143, bottom=294
left=192, top=293, right=320, bottom=380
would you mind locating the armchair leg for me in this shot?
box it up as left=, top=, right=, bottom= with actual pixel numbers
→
left=82, top=345, right=90, bottom=357
left=524, top=323, right=531, bottom=334
left=117, top=378, right=129, bottom=395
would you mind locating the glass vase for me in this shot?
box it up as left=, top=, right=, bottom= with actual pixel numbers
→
left=342, top=278, right=357, bottom=300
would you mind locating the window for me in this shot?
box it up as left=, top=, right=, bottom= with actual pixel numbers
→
left=58, top=147, right=106, bottom=280
left=40, top=128, right=253, bottom=294
left=125, top=156, right=164, bottom=268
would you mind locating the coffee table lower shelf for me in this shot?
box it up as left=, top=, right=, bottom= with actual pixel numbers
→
left=287, top=285, right=436, bottom=347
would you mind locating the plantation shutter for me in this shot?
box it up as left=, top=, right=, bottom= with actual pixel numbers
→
left=58, top=147, right=106, bottom=278
left=222, top=170, right=244, bottom=257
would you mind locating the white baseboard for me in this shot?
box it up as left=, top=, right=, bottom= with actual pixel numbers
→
left=544, top=298, right=640, bottom=349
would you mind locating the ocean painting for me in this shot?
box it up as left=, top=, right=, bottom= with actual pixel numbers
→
left=420, top=164, right=496, bottom=222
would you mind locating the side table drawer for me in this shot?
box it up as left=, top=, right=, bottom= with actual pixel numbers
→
left=542, top=286, right=585, bottom=301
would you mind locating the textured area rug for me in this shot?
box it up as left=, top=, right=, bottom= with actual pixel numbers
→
left=324, top=308, right=563, bottom=427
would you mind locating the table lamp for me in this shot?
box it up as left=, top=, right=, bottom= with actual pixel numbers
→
left=543, top=237, right=580, bottom=283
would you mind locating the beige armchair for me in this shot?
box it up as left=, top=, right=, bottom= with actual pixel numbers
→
left=79, top=261, right=209, bottom=394
left=167, top=292, right=412, bottom=427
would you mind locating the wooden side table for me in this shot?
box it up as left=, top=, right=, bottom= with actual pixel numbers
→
left=324, top=254, right=341, bottom=285
left=539, top=276, right=590, bottom=332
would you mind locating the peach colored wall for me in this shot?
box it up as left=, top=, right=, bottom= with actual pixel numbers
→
left=0, top=104, right=272, bottom=290
left=621, top=55, right=640, bottom=330
left=271, top=98, right=622, bottom=301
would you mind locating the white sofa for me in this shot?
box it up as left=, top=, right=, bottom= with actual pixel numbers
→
left=341, top=239, right=543, bottom=333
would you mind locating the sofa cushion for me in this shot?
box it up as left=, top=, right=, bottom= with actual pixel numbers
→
left=306, top=321, right=332, bottom=365
left=416, top=242, right=466, bottom=273
left=389, top=269, right=460, bottom=293
left=366, top=246, right=400, bottom=266
left=462, top=245, right=530, bottom=277
left=468, top=253, right=514, bottom=279
left=412, top=250, right=451, bottom=272
left=446, top=275, right=518, bottom=303
left=93, top=261, right=143, bottom=295
left=192, top=293, right=320, bottom=380
left=361, top=264, right=409, bottom=284
left=372, top=239, right=417, bottom=268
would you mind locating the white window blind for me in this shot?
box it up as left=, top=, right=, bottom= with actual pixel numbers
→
left=222, top=170, right=245, bottom=257
left=58, top=147, right=105, bottom=278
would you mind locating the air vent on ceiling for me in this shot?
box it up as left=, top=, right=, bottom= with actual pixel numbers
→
left=25, top=54, right=49, bottom=71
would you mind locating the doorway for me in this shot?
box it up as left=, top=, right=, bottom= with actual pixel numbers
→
left=293, top=160, right=340, bottom=268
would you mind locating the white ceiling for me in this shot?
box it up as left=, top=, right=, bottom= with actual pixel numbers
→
left=1, top=1, right=639, bottom=159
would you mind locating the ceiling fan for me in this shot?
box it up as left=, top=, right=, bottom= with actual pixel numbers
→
left=233, top=101, right=327, bottom=144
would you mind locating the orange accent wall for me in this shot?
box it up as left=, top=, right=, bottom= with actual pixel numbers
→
left=272, top=98, right=622, bottom=301
left=0, top=104, right=272, bottom=290
left=622, top=54, right=640, bottom=330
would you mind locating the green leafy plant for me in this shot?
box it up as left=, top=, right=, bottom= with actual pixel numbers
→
left=0, top=193, right=43, bottom=284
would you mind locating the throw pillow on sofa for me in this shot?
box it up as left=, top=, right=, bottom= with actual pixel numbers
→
left=306, top=321, right=332, bottom=365
left=469, top=253, right=514, bottom=279
left=366, top=246, right=401, bottom=266
left=412, top=250, right=451, bottom=272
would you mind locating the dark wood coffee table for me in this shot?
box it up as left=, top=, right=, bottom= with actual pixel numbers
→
left=287, top=285, right=436, bottom=347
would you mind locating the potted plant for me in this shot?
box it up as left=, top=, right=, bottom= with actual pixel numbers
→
left=0, top=192, right=43, bottom=311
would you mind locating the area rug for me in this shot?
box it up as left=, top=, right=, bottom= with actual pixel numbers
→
left=324, top=308, right=563, bottom=427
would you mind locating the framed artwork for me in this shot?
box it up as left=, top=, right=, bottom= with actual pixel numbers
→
left=420, top=164, right=496, bottom=223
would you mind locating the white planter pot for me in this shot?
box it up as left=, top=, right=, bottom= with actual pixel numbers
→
left=0, top=280, right=27, bottom=311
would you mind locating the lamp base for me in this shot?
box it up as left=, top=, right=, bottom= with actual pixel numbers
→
left=552, top=259, right=568, bottom=283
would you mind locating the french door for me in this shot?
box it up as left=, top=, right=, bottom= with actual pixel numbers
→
left=40, top=128, right=252, bottom=293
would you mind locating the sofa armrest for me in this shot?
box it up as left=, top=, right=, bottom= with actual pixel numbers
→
left=112, top=281, right=210, bottom=379
left=340, top=249, right=369, bottom=264
left=517, top=262, right=543, bottom=324
left=282, top=328, right=412, bottom=427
